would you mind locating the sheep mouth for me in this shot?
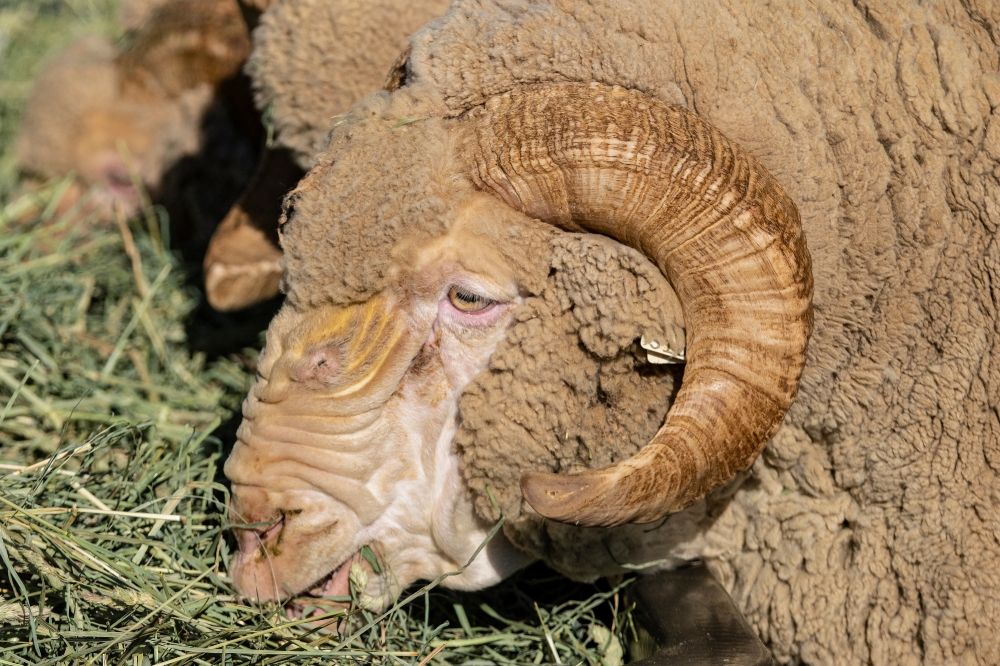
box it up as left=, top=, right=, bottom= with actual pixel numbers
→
left=284, top=551, right=362, bottom=622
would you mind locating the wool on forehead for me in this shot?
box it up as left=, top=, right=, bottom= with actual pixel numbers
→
left=277, top=84, right=463, bottom=307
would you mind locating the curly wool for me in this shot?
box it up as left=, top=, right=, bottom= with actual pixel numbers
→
left=457, top=234, right=683, bottom=519
left=456, top=233, right=691, bottom=577
left=248, top=0, right=450, bottom=169
left=279, top=80, right=558, bottom=307
left=278, top=85, right=453, bottom=306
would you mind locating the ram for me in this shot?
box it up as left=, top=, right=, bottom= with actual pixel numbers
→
left=221, top=0, right=1000, bottom=664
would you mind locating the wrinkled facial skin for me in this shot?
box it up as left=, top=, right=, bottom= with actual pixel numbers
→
left=224, top=194, right=536, bottom=613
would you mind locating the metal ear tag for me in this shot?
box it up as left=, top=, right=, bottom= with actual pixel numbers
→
left=641, top=334, right=685, bottom=364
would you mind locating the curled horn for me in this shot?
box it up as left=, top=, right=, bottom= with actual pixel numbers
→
left=462, top=82, right=813, bottom=528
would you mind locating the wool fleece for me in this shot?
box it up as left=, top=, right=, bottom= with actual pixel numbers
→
left=279, top=0, right=1000, bottom=663
left=248, top=0, right=451, bottom=169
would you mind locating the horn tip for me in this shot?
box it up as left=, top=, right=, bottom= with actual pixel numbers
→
left=520, top=470, right=622, bottom=527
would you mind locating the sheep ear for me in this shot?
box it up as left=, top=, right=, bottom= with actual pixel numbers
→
left=204, top=148, right=304, bottom=311
left=117, top=0, right=251, bottom=98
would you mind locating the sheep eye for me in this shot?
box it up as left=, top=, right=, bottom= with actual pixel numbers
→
left=447, top=286, right=495, bottom=312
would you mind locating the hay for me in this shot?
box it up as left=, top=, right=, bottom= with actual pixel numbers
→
left=0, top=184, right=635, bottom=665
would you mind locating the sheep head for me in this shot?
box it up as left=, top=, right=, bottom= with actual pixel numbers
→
left=224, top=81, right=812, bottom=607
left=15, top=0, right=249, bottom=218
left=225, top=193, right=543, bottom=610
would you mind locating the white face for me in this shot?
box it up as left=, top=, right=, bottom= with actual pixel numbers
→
left=224, top=194, right=537, bottom=617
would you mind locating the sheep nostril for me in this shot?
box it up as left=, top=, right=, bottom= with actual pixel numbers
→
left=292, top=346, right=340, bottom=384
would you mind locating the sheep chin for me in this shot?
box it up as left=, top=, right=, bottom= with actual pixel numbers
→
left=228, top=367, right=527, bottom=612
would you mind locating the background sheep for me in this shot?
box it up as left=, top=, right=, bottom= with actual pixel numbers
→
left=16, top=0, right=255, bottom=231
left=224, top=0, right=1000, bottom=664
left=118, top=0, right=280, bottom=31
left=15, top=0, right=450, bottom=310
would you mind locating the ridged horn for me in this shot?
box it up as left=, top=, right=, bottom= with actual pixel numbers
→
left=462, top=82, right=813, bottom=528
